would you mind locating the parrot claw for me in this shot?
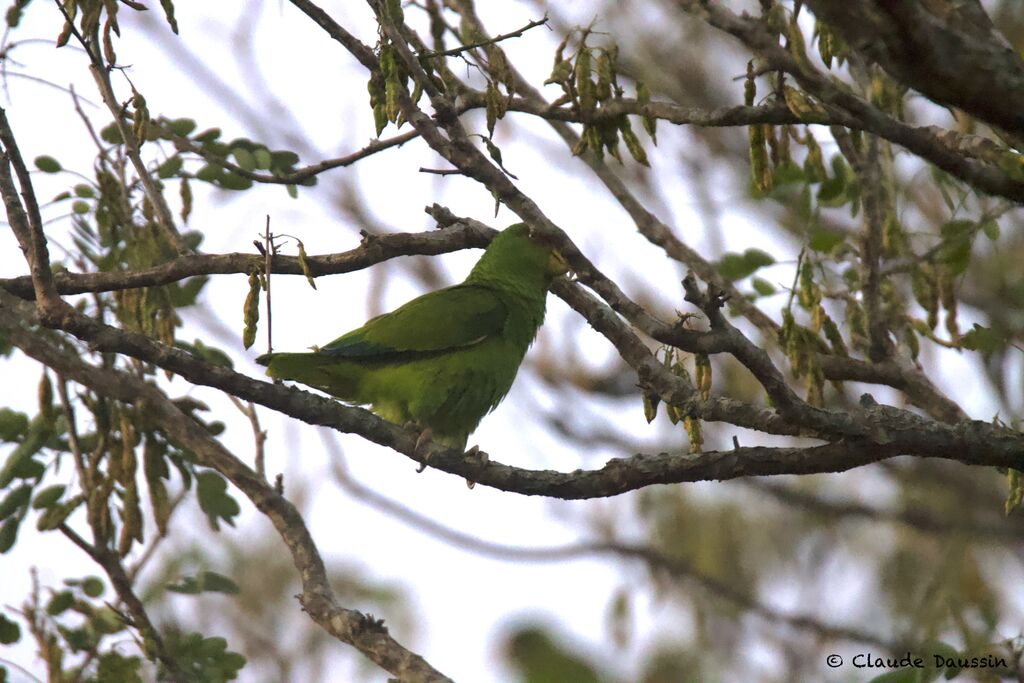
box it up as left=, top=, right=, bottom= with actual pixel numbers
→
left=410, top=425, right=434, bottom=473
left=463, top=445, right=489, bottom=489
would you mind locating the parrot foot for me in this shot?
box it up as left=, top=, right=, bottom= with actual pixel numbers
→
left=410, top=425, right=434, bottom=473
left=463, top=445, right=489, bottom=489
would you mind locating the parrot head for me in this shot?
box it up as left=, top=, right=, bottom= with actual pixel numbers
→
left=467, top=223, right=569, bottom=289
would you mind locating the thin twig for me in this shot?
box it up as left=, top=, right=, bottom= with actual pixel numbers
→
left=417, top=15, right=548, bottom=59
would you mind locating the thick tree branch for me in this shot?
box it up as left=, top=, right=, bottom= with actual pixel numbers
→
left=2, top=291, right=1022, bottom=501
left=0, top=222, right=494, bottom=298
left=804, top=0, right=1024, bottom=137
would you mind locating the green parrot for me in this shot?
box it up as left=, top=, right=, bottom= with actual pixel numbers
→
left=256, top=223, right=568, bottom=453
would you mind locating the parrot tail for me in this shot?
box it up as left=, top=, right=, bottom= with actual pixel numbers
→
left=254, top=352, right=361, bottom=400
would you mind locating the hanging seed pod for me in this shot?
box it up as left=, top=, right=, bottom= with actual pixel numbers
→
left=636, top=80, right=656, bottom=143
left=641, top=393, right=658, bottom=424
left=821, top=315, right=848, bottom=356
left=576, top=48, right=596, bottom=114
left=744, top=61, right=756, bottom=106
left=749, top=122, right=771, bottom=193
left=694, top=353, right=712, bottom=401
left=296, top=240, right=316, bottom=290
left=803, top=132, right=827, bottom=181
left=595, top=50, right=613, bottom=102
left=619, top=117, right=649, bottom=166
left=1005, top=469, right=1024, bottom=515
left=911, top=266, right=939, bottom=330
left=179, top=176, right=192, bottom=224
left=242, top=272, right=260, bottom=349
left=683, top=416, right=703, bottom=453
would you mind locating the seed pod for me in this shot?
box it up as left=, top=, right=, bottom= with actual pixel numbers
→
left=576, top=48, right=595, bottom=114
left=373, top=103, right=388, bottom=137
left=583, top=125, right=602, bottom=159
left=636, top=80, right=656, bottom=143
left=1006, top=469, right=1024, bottom=515
left=666, top=403, right=682, bottom=425
left=816, top=21, right=834, bottom=68
left=242, top=272, right=260, bottom=350
left=385, top=78, right=401, bottom=124
left=296, top=240, right=317, bottom=290
left=545, top=59, right=573, bottom=86
left=367, top=70, right=386, bottom=108
left=619, top=117, right=649, bottom=166
left=744, top=61, right=756, bottom=106
left=821, top=315, right=848, bottom=356
left=937, top=268, right=959, bottom=342
left=806, top=367, right=824, bottom=406
left=783, top=86, right=828, bottom=120
left=102, top=18, right=116, bottom=65
left=595, top=50, right=612, bottom=102
left=144, top=436, right=170, bottom=535
left=910, top=267, right=938, bottom=330
left=845, top=299, right=869, bottom=353
left=683, top=416, right=703, bottom=454
left=748, top=122, right=771, bottom=193
left=131, top=89, right=148, bottom=144
left=38, top=372, right=53, bottom=422
left=179, top=176, right=193, bottom=224
left=797, top=262, right=819, bottom=309
left=56, top=20, right=73, bottom=47
left=803, top=132, right=827, bottom=181
left=485, top=81, right=501, bottom=137
left=641, top=393, right=658, bottom=424
left=694, top=353, right=711, bottom=401
left=118, top=474, right=142, bottom=556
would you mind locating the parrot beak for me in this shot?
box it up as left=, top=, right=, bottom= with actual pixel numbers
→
left=547, top=249, right=570, bottom=278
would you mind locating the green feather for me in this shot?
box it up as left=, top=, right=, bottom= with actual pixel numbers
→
left=256, top=223, right=567, bottom=449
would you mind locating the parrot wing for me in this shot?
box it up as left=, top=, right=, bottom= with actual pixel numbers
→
left=319, top=283, right=507, bottom=361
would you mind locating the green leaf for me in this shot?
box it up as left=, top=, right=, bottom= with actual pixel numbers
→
left=0, top=485, right=31, bottom=521
left=808, top=228, right=845, bottom=253
left=195, top=164, right=221, bottom=182
left=0, top=408, right=29, bottom=442
left=270, top=150, right=300, bottom=171
left=31, top=484, right=65, bottom=510
left=167, top=118, right=196, bottom=136
left=0, top=614, right=20, bottom=645
left=231, top=147, right=256, bottom=172
left=99, top=123, right=123, bottom=144
left=0, top=422, right=49, bottom=488
left=156, top=156, right=184, bottom=179
left=217, top=173, right=253, bottom=191
left=715, top=248, right=775, bottom=281
left=254, top=148, right=272, bottom=170
left=46, top=590, right=75, bottom=616
left=961, top=323, right=1005, bottom=355
left=71, top=200, right=90, bottom=215
left=193, top=127, right=222, bottom=143
left=0, top=517, right=19, bottom=553
left=73, top=184, right=95, bottom=198
left=82, top=576, right=105, bottom=598
left=96, top=652, right=142, bottom=683
left=196, top=471, right=240, bottom=530
left=981, top=218, right=1000, bottom=241
left=751, top=277, right=776, bottom=296
left=167, top=570, right=240, bottom=595
left=34, top=156, right=62, bottom=173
